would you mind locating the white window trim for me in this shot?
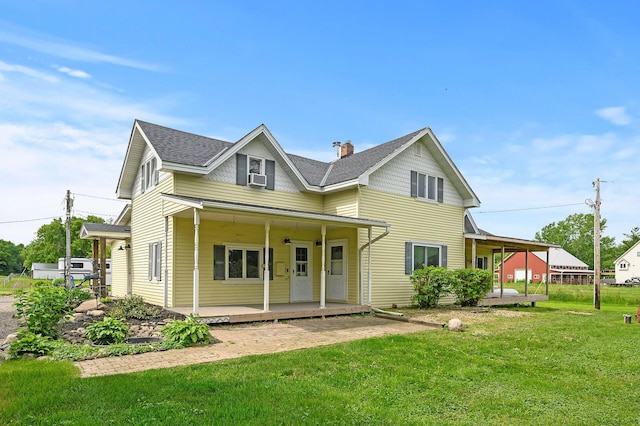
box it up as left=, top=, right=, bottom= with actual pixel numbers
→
left=411, top=241, right=442, bottom=269
left=248, top=156, right=265, bottom=175
left=141, top=157, right=158, bottom=193
left=415, top=172, right=443, bottom=203
left=149, top=242, right=162, bottom=281
left=224, top=243, right=264, bottom=284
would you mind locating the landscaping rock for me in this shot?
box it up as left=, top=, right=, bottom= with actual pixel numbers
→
left=2, top=333, right=19, bottom=345
left=448, top=318, right=463, bottom=331
left=74, top=300, right=106, bottom=313
left=87, top=310, right=105, bottom=317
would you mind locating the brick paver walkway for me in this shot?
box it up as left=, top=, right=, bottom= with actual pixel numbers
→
left=74, top=316, right=435, bottom=378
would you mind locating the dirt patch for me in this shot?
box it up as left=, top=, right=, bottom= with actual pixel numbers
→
left=0, top=296, right=19, bottom=342
left=401, top=306, right=529, bottom=326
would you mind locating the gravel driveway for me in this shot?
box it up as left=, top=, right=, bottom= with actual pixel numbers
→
left=0, top=296, right=19, bottom=342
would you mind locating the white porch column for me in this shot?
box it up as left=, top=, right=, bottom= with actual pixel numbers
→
left=193, top=208, right=200, bottom=315
left=263, top=221, right=270, bottom=313
left=367, top=226, right=372, bottom=306
left=471, top=239, right=477, bottom=269
left=524, top=249, right=529, bottom=296
left=320, top=224, right=326, bottom=309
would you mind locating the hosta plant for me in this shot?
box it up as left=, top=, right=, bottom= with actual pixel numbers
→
left=161, top=314, right=211, bottom=347
left=86, top=316, right=129, bottom=345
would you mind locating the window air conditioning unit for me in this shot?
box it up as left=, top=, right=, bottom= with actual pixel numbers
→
left=249, top=173, right=267, bottom=187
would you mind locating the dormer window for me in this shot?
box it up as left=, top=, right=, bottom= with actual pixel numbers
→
left=235, top=153, right=275, bottom=190
left=141, top=158, right=157, bottom=193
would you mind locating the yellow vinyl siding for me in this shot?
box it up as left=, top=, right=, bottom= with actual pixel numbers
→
left=358, top=187, right=465, bottom=307
left=174, top=175, right=324, bottom=213
left=130, top=177, right=172, bottom=306
left=323, top=188, right=359, bottom=217
left=110, top=240, right=128, bottom=297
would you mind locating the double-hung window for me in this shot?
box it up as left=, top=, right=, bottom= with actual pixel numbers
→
left=476, top=256, right=489, bottom=270
left=411, top=171, right=444, bottom=203
left=141, top=158, right=157, bottom=193
left=405, top=241, right=447, bottom=274
left=214, top=244, right=274, bottom=283
left=148, top=242, right=162, bottom=281
left=235, top=153, right=276, bottom=190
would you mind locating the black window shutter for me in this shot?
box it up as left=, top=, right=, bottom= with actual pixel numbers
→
left=265, top=160, right=275, bottom=190
left=236, top=154, right=247, bottom=186
left=405, top=242, right=413, bottom=274
left=214, top=245, right=226, bottom=280
left=437, top=177, right=444, bottom=203
left=441, top=245, right=448, bottom=268
left=410, top=171, right=417, bottom=198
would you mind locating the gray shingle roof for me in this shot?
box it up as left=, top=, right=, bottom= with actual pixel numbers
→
left=137, top=120, right=426, bottom=187
left=137, top=120, right=232, bottom=167
left=82, top=223, right=131, bottom=233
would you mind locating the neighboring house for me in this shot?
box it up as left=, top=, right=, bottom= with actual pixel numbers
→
left=81, top=120, right=553, bottom=317
left=614, top=240, right=640, bottom=283
left=497, top=247, right=592, bottom=285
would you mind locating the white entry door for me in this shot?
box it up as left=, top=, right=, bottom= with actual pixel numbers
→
left=290, top=242, right=313, bottom=302
left=327, top=240, right=348, bottom=301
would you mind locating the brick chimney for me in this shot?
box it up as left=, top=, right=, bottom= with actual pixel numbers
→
left=340, top=140, right=354, bottom=158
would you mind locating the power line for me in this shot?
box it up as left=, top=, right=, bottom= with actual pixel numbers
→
left=74, top=209, right=118, bottom=218
left=73, top=192, right=128, bottom=202
left=474, top=202, right=586, bottom=214
left=0, top=216, right=61, bottom=225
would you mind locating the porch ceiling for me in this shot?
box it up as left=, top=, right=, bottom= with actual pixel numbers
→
left=465, top=233, right=558, bottom=252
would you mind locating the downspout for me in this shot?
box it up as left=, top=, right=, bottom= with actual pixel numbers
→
left=359, top=225, right=390, bottom=306
left=164, top=216, right=168, bottom=308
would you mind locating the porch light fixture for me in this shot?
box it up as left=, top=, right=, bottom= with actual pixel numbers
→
left=283, top=238, right=291, bottom=245
left=118, top=244, right=131, bottom=251
left=315, top=240, right=322, bottom=246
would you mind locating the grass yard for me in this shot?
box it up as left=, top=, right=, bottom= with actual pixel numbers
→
left=1, top=292, right=640, bottom=424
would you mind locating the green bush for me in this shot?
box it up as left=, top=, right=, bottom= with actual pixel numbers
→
left=110, top=295, right=160, bottom=320
left=86, top=316, right=129, bottom=345
left=8, top=330, right=55, bottom=358
left=161, top=314, right=211, bottom=347
left=13, top=283, right=84, bottom=338
left=410, top=266, right=456, bottom=308
left=451, top=269, right=492, bottom=306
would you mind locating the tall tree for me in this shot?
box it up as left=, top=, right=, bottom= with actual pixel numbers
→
left=534, top=213, right=616, bottom=270
left=22, top=216, right=106, bottom=270
left=0, top=239, right=25, bottom=275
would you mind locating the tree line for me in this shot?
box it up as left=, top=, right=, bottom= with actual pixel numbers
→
left=0, top=215, right=106, bottom=276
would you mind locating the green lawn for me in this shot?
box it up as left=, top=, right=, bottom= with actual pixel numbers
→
left=1, top=297, right=640, bottom=424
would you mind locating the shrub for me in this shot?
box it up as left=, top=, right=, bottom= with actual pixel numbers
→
left=13, top=283, right=80, bottom=338
left=410, top=266, right=455, bottom=308
left=86, top=316, right=129, bottom=344
left=451, top=269, right=493, bottom=306
left=8, top=330, right=54, bottom=358
left=110, top=295, right=160, bottom=320
left=161, top=314, right=211, bottom=347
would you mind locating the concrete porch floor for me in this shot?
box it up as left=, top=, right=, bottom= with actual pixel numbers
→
left=167, top=302, right=371, bottom=324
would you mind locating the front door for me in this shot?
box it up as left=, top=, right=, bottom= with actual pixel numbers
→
left=290, top=242, right=313, bottom=302
left=327, top=240, right=348, bottom=301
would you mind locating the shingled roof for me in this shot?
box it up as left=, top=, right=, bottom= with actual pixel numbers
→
left=137, top=120, right=232, bottom=167
left=135, top=120, right=429, bottom=187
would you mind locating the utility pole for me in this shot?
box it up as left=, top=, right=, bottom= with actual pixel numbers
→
left=65, top=190, right=73, bottom=288
left=593, top=179, right=601, bottom=310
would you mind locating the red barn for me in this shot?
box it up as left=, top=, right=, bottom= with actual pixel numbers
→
left=497, top=247, right=593, bottom=284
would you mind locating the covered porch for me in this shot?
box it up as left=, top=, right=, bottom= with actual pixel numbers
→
left=162, top=194, right=390, bottom=315
left=465, top=230, right=558, bottom=307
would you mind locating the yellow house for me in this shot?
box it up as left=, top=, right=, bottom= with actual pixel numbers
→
left=91, top=120, right=493, bottom=320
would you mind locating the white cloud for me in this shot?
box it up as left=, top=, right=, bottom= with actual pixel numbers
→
left=0, top=23, right=162, bottom=71
left=0, top=60, right=58, bottom=82
left=54, top=65, right=91, bottom=79
left=596, top=106, right=632, bottom=126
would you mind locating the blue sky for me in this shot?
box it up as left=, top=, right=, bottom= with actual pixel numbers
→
left=1, top=1, right=639, bottom=246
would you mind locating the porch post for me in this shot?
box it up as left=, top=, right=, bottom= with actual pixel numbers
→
left=367, top=227, right=372, bottom=306
left=524, top=249, right=529, bottom=296
left=193, top=208, right=200, bottom=315
left=320, top=224, right=326, bottom=309
left=471, top=239, right=477, bottom=269
left=545, top=249, right=550, bottom=295
left=500, top=244, right=505, bottom=297
left=263, top=221, right=270, bottom=313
